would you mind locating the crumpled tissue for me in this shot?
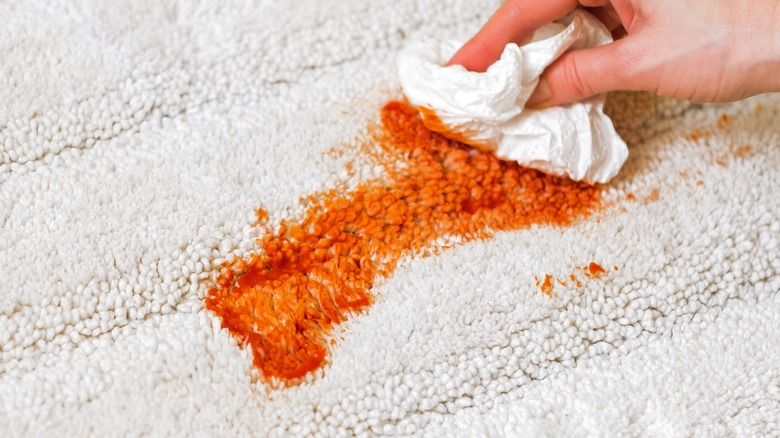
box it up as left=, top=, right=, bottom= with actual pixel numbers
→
left=397, top=9, right=628, bottom=184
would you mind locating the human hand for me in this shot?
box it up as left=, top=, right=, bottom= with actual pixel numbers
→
left=448, top=0, right=780, bottom=107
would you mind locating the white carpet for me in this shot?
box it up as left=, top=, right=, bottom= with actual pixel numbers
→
left=1, top=1, right=779, bottom=436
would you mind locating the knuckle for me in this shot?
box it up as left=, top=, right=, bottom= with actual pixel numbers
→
left=611, top=42, right=637, bottom=76
left=614, top=42, right=654, bottom=91
left=506, top=1, right=526, bottom=22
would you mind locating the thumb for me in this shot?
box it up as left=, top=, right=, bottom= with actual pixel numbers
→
left=527, top=39, right=635, bottom=107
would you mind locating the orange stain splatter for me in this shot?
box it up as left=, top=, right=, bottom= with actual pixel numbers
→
left=716, top=113, right=731, bottom=129
left=205, top=101, right=602, bottom=384
left=538, top=262, right=616, bottom=297
left=644, top=188, right=660, bottom=204
left=540, top=274, right=554, bottom=296
left=734, top=145, right=752, bottom=158
left=696, top=180, right=704, bottom=186
left=686, top=129, right=711, bottom=142
left=256, top=208, right=269, bottom=223
left=588, top=262, right=606, bottom=278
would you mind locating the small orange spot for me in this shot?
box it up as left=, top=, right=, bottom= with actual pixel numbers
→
left=613, top=265, right=618, bottom=271
left=755, top=104, right=764, bottom=113
left=716, top=113, right=731, bottom=129
left=557, top=279, right=567, bottom=287
left=256, top=208, right=269, bottom=223
left=734, top=145, right=751, bottom=158
left=541, top=274, right=553, bottom=296
left=626, top=193, right=636, bottom=201
left=679, top=171, right=688, bottom=179
left=715, top=159, right=727, bottom=167
left=687, top=129, right=711, bottom=142
left=696, top=180, right=704, bottom=186
left=644, top=188, right=660, bottom=204
left=588, top=262, right=606, bottom=278
left=327, top=146, right=345, bottom=158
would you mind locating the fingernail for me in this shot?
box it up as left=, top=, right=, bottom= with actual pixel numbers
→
left=527, top=78, right=551, bottom=108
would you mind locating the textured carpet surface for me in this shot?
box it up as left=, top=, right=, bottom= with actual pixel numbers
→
left=1, top=1, right=779, bottom=436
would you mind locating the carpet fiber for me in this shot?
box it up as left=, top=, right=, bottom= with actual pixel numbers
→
left=2, top=1, right=779, bottom=436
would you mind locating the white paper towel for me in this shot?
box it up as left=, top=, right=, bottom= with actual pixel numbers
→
left=397, top=9, right=628, bottom=184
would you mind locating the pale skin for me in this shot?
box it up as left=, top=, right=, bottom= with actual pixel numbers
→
left=448, top=0, right=780, bottom=107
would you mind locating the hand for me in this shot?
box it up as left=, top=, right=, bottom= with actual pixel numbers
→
left=448, top=0, right=780, bottom=107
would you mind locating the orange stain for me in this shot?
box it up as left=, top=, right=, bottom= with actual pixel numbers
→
left=588, top=262, right=606, bottom=278
left=644, top=188, right=660, bottom=204
left=716, top=113, right=731, bottom=129
left=686, top=129, right=711, bottom=142
left=551, top=262, right=612, bottom=290
left=734, top=145, right=752, bottom=158
left=540, top=274, right=554, bottom=296
left=205, top=101, right=602, bottom=384
left=256, top=208, right=269, bottom=223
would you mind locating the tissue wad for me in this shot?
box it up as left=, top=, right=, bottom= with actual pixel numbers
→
left=397, top=10, right=628, bottom=184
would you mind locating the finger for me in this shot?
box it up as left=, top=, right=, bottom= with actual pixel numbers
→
left=527, top=38, right=637, bottom=107
left=448, top=0, right=579, bottom=72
